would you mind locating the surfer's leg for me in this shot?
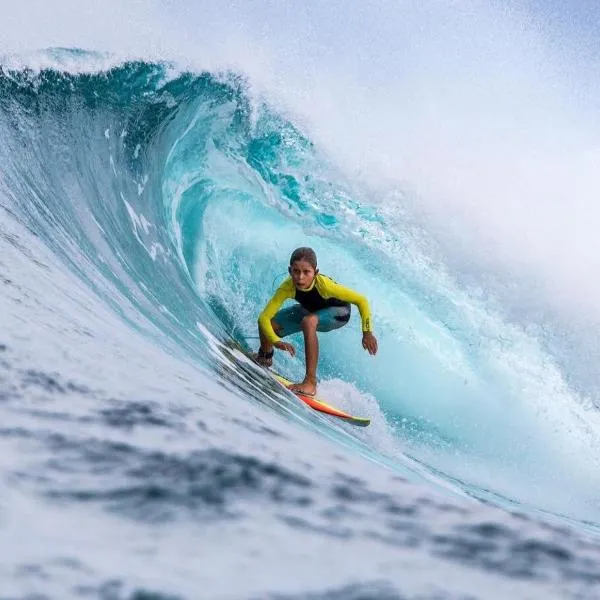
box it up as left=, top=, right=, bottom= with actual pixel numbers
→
left=256, top=306, right=306, bottom=367
left=290, top=313, right=319, bottom=396
left=256, top=320, right=284, bottom=366
left=256, top=325, right=274, bottom=366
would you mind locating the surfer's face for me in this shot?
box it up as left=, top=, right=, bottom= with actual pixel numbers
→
left=289, top=259, right=317, bottom=290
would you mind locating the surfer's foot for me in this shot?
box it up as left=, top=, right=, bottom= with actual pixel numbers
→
left=290, top=378, right=317, bottom=396
left=252, top=348, right=273, bottom=368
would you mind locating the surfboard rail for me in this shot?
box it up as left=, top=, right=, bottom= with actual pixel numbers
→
left=272, top=373, right=371, bottom=427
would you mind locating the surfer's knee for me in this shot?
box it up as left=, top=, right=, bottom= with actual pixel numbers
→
left=301, top=313, right=319, bottom=332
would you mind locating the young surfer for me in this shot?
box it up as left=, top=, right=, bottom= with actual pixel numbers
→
left=254, top=247, right=378, bottom=396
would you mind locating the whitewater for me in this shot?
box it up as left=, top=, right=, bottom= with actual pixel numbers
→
left=2, top=3, right=600, bottom=599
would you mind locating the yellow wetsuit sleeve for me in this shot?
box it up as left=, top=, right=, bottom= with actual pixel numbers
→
left=317, top=275, right=373, bottom=333
left=257, top=278, right=295, bottom=344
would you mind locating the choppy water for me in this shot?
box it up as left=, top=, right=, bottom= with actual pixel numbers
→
left=2, top=51, right=600, bottom=599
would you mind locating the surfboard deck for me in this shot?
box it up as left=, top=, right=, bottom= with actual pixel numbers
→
left=270, top=371, right=371, bottom=427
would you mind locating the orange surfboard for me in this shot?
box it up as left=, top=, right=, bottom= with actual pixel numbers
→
left=272, top=372, right=370, bottom=427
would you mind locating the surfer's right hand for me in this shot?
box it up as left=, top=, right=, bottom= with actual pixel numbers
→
left=275, top=341, right=295, bottom=357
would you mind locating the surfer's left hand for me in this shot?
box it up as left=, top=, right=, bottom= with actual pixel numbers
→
left=362, top=332, right=378, bottom=355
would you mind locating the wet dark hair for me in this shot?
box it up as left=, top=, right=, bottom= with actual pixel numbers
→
left=289, top=247, right=317, bottom=269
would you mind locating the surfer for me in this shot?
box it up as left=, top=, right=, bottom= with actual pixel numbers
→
left=254, top=247, right=378, bottom=396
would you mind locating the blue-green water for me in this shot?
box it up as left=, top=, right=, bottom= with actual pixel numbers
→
left=2, top=52, right=600, bottom=599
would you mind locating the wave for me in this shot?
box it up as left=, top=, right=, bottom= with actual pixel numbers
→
left=2, top=50, right=600, bottom=534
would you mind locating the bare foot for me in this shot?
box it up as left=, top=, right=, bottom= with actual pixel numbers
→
left=289, top=379, right=317, bottom=396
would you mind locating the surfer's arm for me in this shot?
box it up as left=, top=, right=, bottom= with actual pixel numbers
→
left=319, top=277, right=373, bottom=333
left=319, top=276, right=378, bottom=354
left=258, top=279, right=294, bottom=344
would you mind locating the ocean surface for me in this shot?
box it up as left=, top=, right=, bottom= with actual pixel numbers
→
left=2, top=44, right=600, bottom=599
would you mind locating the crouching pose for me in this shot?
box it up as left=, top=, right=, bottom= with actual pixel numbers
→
left=254, top=247, right=378, bottom=396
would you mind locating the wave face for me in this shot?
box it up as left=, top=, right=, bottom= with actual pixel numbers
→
left=3, top=52, right=600, bottom=598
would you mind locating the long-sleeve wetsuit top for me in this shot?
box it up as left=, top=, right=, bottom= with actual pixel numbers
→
left=258, top=273, right=373, bottom=344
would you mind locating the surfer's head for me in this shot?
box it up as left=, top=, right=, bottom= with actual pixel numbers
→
left=289, top=247, right=318, bottom=290
left=290, top=247, right=317, bottom=269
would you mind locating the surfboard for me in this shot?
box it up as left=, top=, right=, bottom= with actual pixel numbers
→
left=270, top=371, right=371, bottom=427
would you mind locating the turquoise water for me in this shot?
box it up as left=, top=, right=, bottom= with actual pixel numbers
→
left=2, top=52, right=600, bottom=598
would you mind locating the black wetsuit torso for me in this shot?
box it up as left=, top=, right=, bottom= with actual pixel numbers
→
left=294, top=285, right=350, bottom=312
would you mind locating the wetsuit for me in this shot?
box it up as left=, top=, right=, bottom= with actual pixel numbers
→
left=258, top=274, right=373, bottom=344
